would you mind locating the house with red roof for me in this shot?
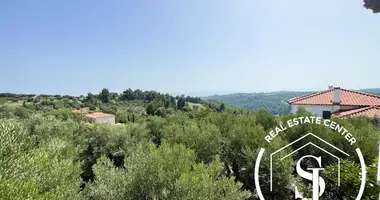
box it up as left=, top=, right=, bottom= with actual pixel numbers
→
left=287, top=86, right=380, bottom=119
left=85, top=112, right=115, bottom=125
left=72, top=109, right=115, bottom=125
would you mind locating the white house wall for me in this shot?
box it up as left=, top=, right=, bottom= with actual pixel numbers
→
left=88, top=116, right=116, bottom=125
left=291, top=105, right=361, bottom=117
left=291, top=105, right=331, bottom=117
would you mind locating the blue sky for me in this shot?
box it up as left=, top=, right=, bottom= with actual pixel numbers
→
left=0, top=0, right=379, bottom=96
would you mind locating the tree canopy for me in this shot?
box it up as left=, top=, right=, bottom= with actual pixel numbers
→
left=0, top=88, right=379, bottom=199
left=364, top=0, right=380, bottom=13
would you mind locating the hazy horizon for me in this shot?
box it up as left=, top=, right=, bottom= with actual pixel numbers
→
left=2, top=86, right=380, bottom=98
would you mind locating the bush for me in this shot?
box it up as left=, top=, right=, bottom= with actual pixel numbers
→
left=14, top=107, right=32, bottom=118
left=89, top=105, right=97, bottom=111
left=115, top=110, right=128, bottom=124
left=0, top=94, right=379, bottom=200
left=323, top=159, right=380, bottom=199
left=83, top=142, right=250, bottom=200
left=46, top=109, right=87, bottom=122
left=0, top=119, right=82, bottom=199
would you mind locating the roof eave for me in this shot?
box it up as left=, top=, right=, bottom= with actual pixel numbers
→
left=290, top=103, right=333, bottom=106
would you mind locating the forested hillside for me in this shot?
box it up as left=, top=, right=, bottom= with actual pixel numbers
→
left=204, top=88, right=380, bottom=115
left=360, top=88, right=380, bottom=96
left=0, top=88, right=379, bottom=199
left=203, top=91, right=309, bottom=115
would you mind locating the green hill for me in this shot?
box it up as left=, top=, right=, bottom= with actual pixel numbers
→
left=360, top=88, right=380, bottom=96
left=203, top=88, right=380, bottom=115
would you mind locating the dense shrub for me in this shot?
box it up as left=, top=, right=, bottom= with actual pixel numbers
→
left=83, top=142, right=250, bottom=200
left=0, top=92, right=379, bottom=199
left=0, top=119, right=82, bottom=199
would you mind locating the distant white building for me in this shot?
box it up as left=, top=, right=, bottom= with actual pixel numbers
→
left=287, top=86, right=380, bottom=119
left=85, top=112, right=115, bottom=125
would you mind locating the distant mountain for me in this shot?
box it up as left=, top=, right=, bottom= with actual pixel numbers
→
left=358, top=88, right=380, bottom=96
left=203, top=88, right=380, bottom=115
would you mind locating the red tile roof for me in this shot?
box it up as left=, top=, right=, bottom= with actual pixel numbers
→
left=85, top=112, right=114, bottom=118
left=333, top=106, right=380, bottom=118
left=287, top=92, right=319, bottom=103
left=288, top=88, right=380, bottom=106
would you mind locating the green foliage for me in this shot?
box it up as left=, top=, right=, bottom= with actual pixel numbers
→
left=90, top=105, right=97, bottom=111
left=46, top=109, right=87, bottom=122
left=220, top=103, right=226, bottom=112
left=372, top=116, right=380, bottom=128
left=147, top=116, right=167, bottom=146
left=120, top=88, right=200, bottom=105
left=153, top=106, right=165, bottom=117
left=100, top=104, right=117, bottom=114
left=115, top=109, right=129, bottom=123
left=86, top=93, right=97, bottom=104
left=323, top=159, right=380, bottom=200
left=76, top=123, right=149, bottom=182
left=0, top=98, right=7, bottom=105
left=99, top=88, right=111, bottom=103
left=255, top=109, right=279, bottom=131
left=146, top=101, right=174, bottom=117
left=174, top=160, right=250, bottom=200
left=162, top=119, right=222, bottom=163
left=0, top=105, right=35, bottom=119
left=83, top=142, right=250, bottom=200
left=0, top=119, right=82, bottom=200
left=1, top=89, right=380, bottom=200
left=146, top=101, right=160, bottom=115
left=208, top=112, right=294, bottom=198
left=177, top=97, right=186, bottom=110
left=204, top=92, right=305, bottom=115
left=204, top=89, right=380, bottom=115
